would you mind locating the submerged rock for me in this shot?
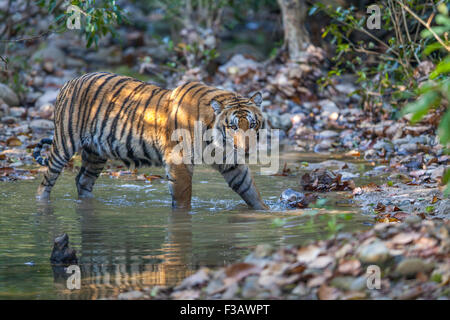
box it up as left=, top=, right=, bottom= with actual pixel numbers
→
left=50, top=233, right=78, bottom=265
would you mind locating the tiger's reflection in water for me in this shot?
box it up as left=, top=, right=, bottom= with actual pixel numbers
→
left=48, top=200, right=195, bottom=299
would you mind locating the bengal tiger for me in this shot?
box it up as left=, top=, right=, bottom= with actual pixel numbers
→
left=33, top=72, right=268, bottom=210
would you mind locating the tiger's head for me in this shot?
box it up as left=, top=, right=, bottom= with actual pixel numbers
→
left=210, top=92, right=265, bottom=155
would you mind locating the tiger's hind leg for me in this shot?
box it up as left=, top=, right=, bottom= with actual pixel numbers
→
left=75, top=149, right=107, bottom=198
left=36, top=144, right=73, bottom=200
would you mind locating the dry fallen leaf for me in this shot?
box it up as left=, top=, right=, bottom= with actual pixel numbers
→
left=317, top=284, right=341, bottom=300
left=390, top=232, right=420, bottom=245
left=297, top=245, right=321, bottom=263
left=338, top=259, right=361, bottom=276
left=224, top=263, right=260, bottom=284
left=6, top=137, right=22, bottom=147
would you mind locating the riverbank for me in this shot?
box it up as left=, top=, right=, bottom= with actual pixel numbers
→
left=111, top=218, right=449, bottom=300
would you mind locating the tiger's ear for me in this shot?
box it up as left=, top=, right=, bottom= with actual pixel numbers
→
left=210, top=99, right=222, bottom=115
left=250, top=92, right=262, bottom=107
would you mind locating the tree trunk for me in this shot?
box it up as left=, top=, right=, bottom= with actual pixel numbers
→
left=277, top=0, right=310, bottom=61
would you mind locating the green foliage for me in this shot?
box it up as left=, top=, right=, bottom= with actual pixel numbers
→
left=311, top=1, right=446, bottom=112
left=401, top=2, right=449, bottom=194
left=36, top=0, right=128, bottom=48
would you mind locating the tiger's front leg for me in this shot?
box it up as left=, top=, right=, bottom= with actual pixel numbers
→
left=165, top=163, right=193, bottom=209
left=214, top=164, right=268, bottom=210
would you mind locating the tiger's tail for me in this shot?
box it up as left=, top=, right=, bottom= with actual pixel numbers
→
left=33, top=138, right=53, bottom=166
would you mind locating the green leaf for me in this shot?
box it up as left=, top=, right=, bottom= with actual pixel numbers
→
left=402, top=91, right=440, bottom=123
left=424, top=42, right=443, bottom=55
left=438, top=109, right=450, bottom=145
left=430, top=56, right=450, bottom=79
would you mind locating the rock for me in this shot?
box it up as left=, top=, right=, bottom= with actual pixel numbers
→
left=330, top=276, right=366, bottom=291
left=9, top=107, right=26, bottom=117
left=396, top=258, right=434, bottom=277
left=314, top=140, right=333, bottom=152
left=430, top=166, right=445, bottom=181
left=219, top=54, right=261, bottom=76
left=279, top=188, right=308, bottom=208
left=317, top=130, right=339, bottom=140
left=340, top=172, right=359, bottom=181
left=241, top=276, right=262, bottom=299
left=38, top=103, right=55, bottom=119
left=398, top=143, right=418, bottom=155
left=357, top=240, right=390, bottom=264
left=307, top=160, right=357, bottom=171
left=43, top=61, right=54, bottom=73
left=35, top=90, right=59, bottom=109
left=30, top=119, right=54, bottom=130
left=373, top=140, right=394, bottom=152
left=50, top=233, right=78, bottom=265
left=318, top=99, right=339, bottom=117
left=118, top=290, right=144, bottom=300
left=32, top=76, right=45, bottom=87
left=266, top=112, right=292, bottom=132
left=31, top=45, right=66, bottom=66
left=1, top=116, right=16, bottom=124
left=404, top=215, right=422, bottom=225
left=335, top=83, right=356, bottom=95
left=0, top=83, right=20, bottom=106
left=253, top=244, right=274, bottom=258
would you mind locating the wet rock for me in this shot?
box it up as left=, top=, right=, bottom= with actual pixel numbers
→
left=307, top=160, right=357, bottom=171
left=118, top=290, right=144, bottom=300
left=340, top=172, right=359, bottom=181
left=314, top=140, right=333, bottom=152
left=50, top=233, right=78, bottom=265
left=0, top=83, right=20, bottom=106
left=279, top=188, right=316, bottom=208
left=280, top=189, right=305, bottom=204
left=357, top=240, right=390, bottom=264
left=30, top=119, right=54, bottom=130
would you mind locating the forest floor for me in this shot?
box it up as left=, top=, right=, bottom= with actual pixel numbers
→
left=0, top=5, right=448, bottom=299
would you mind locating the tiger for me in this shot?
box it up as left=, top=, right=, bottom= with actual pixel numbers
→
left=33, top=72, right=269, bottom=210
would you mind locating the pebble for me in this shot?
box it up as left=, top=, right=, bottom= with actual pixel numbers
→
left=0, top=83, right=20, bottom=106
left=317, top=130, right=339, bottom=140
left=118, top=290, right=144, bottom=300
left=9, top=107, right=26, bottom=117
left=358, top=240, right=390, bottom=264
left=396, top=258, right=433, bottom=277
left=30, top=119, right=54, bottom=130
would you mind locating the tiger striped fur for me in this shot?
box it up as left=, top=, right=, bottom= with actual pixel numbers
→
left=34, top=72, right=268, bottom=210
